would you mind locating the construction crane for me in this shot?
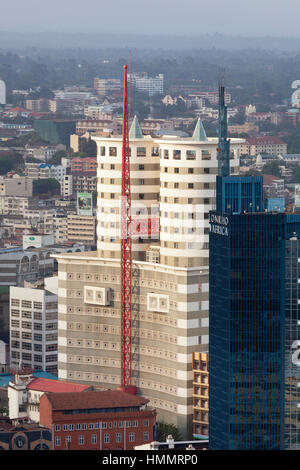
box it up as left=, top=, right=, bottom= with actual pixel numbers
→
left=118, top=64, right=136, bottom=395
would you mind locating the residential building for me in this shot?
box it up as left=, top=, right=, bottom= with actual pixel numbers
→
left=61, top=175, right=73, bottom=198
left=263, top=174, right=285, bottom=199
left=67, top=214, right=96, bottom=245
left=0, top=175, right=33, bottom=197
left=73, top=174, right=97, bottom=194
left=240, top=136, right=287, bottom=156
left=9, top=278, right=58, bottom=374
left=93, top=78, right=121, bottom=97
left=39, top=390, right=156, bottom=450
left=70, top=157, right=97, bottom=174
left=76, top=119, right=121, bottom=136
left=25, top=162, right=67, bottom=182
left=228, top=122, right=259, bottom=135
left=55, top=117, right=244, bottom=438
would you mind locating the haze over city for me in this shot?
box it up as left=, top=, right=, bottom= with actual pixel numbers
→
left=1, top=0, right=300, bottom=38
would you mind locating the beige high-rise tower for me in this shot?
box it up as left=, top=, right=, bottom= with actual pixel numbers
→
left=55, top=117, right=243, bottom=438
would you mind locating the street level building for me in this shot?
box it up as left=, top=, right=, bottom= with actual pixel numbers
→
left=40, top=389, right=156, bottom=450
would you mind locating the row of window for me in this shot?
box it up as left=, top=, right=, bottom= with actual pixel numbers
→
left=55, top=431, right=149, bottom=446
left=56, top=420, right=149, bottom=431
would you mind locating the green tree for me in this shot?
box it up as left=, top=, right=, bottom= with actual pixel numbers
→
left=156, top=421, right=182, bottom=442
left=33, top=178, right=60, bottom=195
left=262, top=161, right=281, bottom=177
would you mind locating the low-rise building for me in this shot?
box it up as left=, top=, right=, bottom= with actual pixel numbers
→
left=7, top=368, right=90, bottom=424
left=39, top=390, right=157, bottom=450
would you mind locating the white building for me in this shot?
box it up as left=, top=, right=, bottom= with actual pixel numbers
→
left=0, top=79, right=6, bottom=105
left=129, top=73, right=164, bottom=96
left=9, top=278, right=58, bottom=375
left=55, top=117, right=244, bottom=438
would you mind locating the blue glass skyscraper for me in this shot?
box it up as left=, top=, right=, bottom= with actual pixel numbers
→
left=209, top=82, right=300, bottom=450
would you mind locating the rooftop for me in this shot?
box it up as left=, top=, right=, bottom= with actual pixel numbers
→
left=27, top=377, right=90, bottom=393
left=43, top=390, right=149, bottom=411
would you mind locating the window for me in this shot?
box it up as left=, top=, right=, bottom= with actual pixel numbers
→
left=78, top=435, right=84, bottom=445
left=55, top=437, right=61, bottom=447
left=55, top=425, right=61, bottom=431
left=63, top=424, right=68, bottom=431
left=174, top=168, right=179, bottom=173
left=129, top=432, right=135, bottom=442
left=76, top=424, right=81, bottom=430
left=91, top=434, right=97, bottom=444
left=133, top=421, right=138, bottom=427
left=89, top=423, right=94, bottom=429
left=164, top=149, right=169, bottom=159
left=139, top=164, right=144, bottom=170
left=188, top=183, right=194, bottom=189
left=109, top=147, right=117, bottom=157
left=137, top=147, right=146, bottom=157
left=187, top=150, right=196, bottom=160
left=116, top=433, right=122, bottom=443
left=188, top=168, right=194, bottom=174
left=144, top=431, right=149, bottom=441
left=173, top=150, right=181, bottom=160
left=204, top=168, right=210, bottom=174
left=69, top=424, right=74, bottom=431
left=143, top=420, right=149, bottom=427
left=104, top=434, right=110, bottom=443
left=100, top=146, right=106, bottom=156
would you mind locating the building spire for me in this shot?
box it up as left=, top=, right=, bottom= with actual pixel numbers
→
left=191, top=117, right=208, bottom=141
left=129, top=115, right=143, bottom=139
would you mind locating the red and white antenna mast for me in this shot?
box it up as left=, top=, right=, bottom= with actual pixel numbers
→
left=119, top=64, right=136, bottom=394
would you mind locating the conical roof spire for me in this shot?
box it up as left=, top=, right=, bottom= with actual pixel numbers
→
left=191, top=118, right=208, bottom=141
left=129, top=115, right=143, bottom=139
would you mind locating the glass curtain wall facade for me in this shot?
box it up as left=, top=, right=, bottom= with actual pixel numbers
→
left=209, top=209, right=300, bottom=450
left=209, top=212, right=286, bottom=450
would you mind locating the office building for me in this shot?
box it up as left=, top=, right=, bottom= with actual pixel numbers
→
left=9, top=278, right=58, bottom=374
left=55, top=115, right=243, bottom=438
left=129, top=73, right=164, bottom=96
left=209, top=93, right=300, bottom=449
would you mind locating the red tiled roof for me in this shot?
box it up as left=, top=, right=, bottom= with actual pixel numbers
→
left=246, top=136, right=285, bottom=145
left=263, top=174, right=283, bottom=185
left=43, top=390, right=149, bottom=411
left=27, top=378, right=90, bottom=393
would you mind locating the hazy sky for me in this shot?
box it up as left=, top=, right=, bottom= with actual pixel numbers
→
left=2, top=0, right=300, bottom=37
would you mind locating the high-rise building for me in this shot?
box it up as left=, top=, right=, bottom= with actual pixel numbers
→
left=209, top=89, right=300, bottom=449
left=55, top=116, right=244, bottom=438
